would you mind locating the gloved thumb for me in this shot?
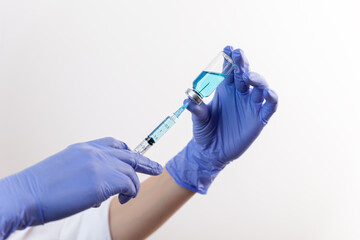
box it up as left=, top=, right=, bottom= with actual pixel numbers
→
left=185, top=99, right=210, bottom=125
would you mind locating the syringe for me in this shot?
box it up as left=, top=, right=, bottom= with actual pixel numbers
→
left=134, top=101, right=189, bottom=155
left=134, top=50, right=234, bottom=155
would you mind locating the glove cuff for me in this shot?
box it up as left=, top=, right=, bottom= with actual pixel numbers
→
left=0, top=174, right=44, bottom=238
left=166, top=139, right=226, bottom=194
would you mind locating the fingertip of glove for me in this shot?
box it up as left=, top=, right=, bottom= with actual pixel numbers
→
left=223, top=45, right=234, bottom=55
left=149, top=161, right=163, bottom=175
left=92, top=202, right=102, bottom=208
left=155, top=164, right=163, bottom=175
left=118, top=194, right=132, bottom=204
left=232, top=48, right=241, bottom=56
left=186, top=100, right=197, bottom=111
left=264, top=88, right=279, bottom=103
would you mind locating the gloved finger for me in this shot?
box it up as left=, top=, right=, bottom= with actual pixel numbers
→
left=108, top=148, right=163, bottom=175
left=116, top=174, right=137, bottom=204
left=105, top=171, right=137, bottom=204
left=232, top=49, right=250, bottom=93
left=260, top=88, right=278, bottom=124
left=118, top=194, right=132, bottom=204
left=92, top=202, right=102, bottom=208
left=244, top=72, right=269, bottom=103
left=88, top=137, right=129, bottom=150
left=223, top=45, right=234, bottom=85
left=105, top=156, right=141, bottom=197
left=186, top=99, right=210, bottom=125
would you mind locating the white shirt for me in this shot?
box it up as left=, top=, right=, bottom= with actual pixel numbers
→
left=8, top=199, right=112, bottom=240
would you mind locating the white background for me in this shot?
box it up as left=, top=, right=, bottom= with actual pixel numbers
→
left=1, top=0, right=360, bottom=239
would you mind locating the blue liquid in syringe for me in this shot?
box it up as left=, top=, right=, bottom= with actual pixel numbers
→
left=193, top=71, right=227, bottom=97
left=148, top=102, right=189, bottom=143
left=148, top=117, right=176, bottom=142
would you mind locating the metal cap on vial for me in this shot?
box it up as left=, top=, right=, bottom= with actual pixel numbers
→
left=185, top=88, right=203, bottom=105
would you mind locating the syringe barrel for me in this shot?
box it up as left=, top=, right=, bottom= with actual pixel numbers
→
left=134, top=115, right=176, bottom=155
left=134, top=137, right=153, bottom=155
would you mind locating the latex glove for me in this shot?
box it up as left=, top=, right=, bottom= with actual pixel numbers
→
left=0, top=137, right=162, bottom=239
left=166, top=46, right=278, bottom=194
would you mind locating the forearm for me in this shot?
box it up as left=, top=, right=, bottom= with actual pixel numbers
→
left=109, top=168, right=194, bottom=240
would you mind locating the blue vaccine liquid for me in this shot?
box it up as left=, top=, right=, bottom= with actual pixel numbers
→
left=148, top=102, right=189, bottom=143
left=149, top=116, right=176, bottom=142
left=193, top=71, right=227, bottom=97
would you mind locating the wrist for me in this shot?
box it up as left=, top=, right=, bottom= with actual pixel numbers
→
left=0, top=174, right=43, bottom=238
left=165, top=139, right=227, bottom=194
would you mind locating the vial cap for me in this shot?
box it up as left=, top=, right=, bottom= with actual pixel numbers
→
left=185, top=88, right=203, bottom=105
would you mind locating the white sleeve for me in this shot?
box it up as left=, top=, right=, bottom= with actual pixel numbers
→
left=8, top=199, right=112, bottom=240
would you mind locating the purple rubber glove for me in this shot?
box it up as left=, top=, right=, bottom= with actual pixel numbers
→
left=166, top=46, right=278, bottom=194
left=0, top=137, right=162, bottom=239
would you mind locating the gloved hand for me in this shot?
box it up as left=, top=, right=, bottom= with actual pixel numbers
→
left=0, top=137, right=162, bottom=239
left=166, top=46, right=278, bottom=194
